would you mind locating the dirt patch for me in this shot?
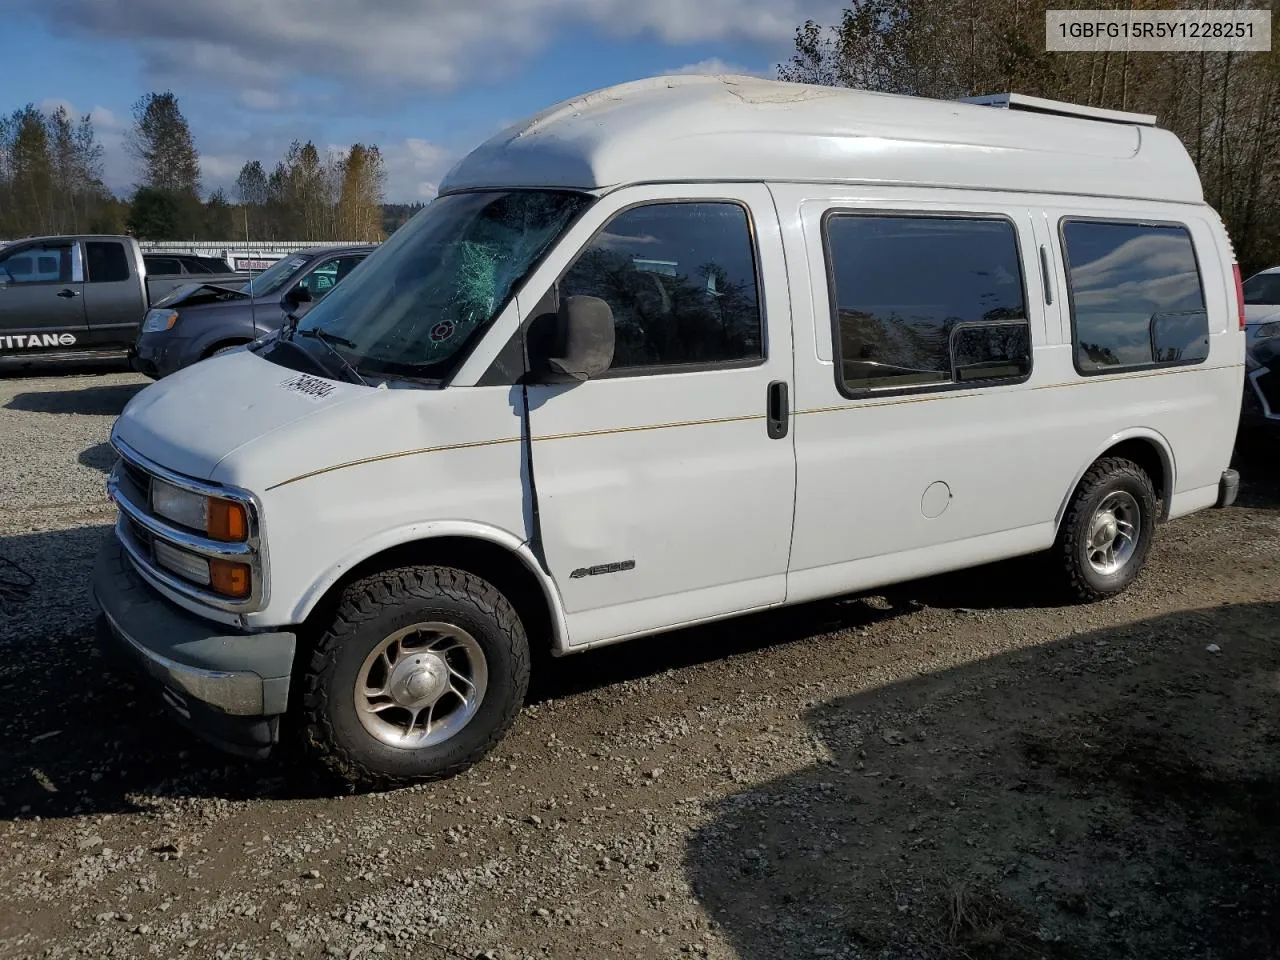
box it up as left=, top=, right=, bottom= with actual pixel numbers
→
left=687, top=601, right=1280, bottom=959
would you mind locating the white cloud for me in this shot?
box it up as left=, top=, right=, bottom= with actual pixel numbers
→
left=39, top=97, right=76, bottom=117
left=669, top=58, right=776, bottom=78
left=88, top=106, right=120, bottom=129
left=199, top=153, right=248, bottom=183
left=238, top=88, right=294, bottom=111
left=39, top=0, right=834, bottom=100
left=381, top=138, right=458, bottom=200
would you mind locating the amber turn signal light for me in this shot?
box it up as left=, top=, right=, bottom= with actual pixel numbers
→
left=207, top=498, right=248, bottom=542
left=209, top=559, right=251, bottom=598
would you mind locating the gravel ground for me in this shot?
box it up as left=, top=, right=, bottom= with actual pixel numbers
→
left=1, top=370, right=1278, bottom=960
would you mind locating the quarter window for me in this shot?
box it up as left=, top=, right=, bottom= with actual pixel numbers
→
left=558, top=202, right=762, bottom=371
left=1061, top=220, right=1208, bottom=372
left=825, top=214, right=1030, bottom=392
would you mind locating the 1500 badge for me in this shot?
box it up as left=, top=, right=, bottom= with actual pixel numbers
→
left=0, top=333, right=77, bottom=349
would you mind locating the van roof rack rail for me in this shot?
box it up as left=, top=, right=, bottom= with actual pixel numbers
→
left=960, top=92, right=1157, bottom=127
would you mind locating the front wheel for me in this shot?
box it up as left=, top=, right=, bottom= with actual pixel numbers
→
left=301, top=566, right=530, bottom=788
left=1054, top=457, right=1157, bottom=602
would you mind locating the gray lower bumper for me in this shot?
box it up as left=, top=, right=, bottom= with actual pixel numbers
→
left=1217, top=469, right=1240, bottom=509
left=92, top=534, right=295, bottom=718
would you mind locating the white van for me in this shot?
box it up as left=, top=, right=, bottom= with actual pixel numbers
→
left=93, top=76, right=1245, bottom=785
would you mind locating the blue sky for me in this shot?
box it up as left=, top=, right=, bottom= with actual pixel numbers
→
left=0, top=1, right=841, bottom=201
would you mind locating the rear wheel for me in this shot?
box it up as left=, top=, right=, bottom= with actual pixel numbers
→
left=301, top=566, right=529, bottom=788
left=1055, top=457, right=1157, bottom=602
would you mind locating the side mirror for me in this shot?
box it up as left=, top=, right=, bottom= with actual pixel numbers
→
left=539, top=295, right=615, bottom=382
left=285, top=285, right=313, bottom=307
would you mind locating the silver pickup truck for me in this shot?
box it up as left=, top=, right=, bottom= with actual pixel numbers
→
left=0, top=234, right=248, bottom=367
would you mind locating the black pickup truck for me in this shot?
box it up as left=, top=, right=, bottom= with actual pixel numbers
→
left=0, top=235, right=248, bottom=367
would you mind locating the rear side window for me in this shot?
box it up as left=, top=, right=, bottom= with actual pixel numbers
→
left=85, top=241, right=131, bottom=283
left=558, top=201, right=763, bottom=372
left=1061, top=220, right=1208, bottom=373
left=144, top=255, right=182, bottom=275
left=824, top=214, right=1030, bottom=392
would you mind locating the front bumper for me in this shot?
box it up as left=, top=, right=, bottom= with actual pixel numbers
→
left=131, top=331, right=192, bottom=379
left=92, top=534, right=296, bottom=758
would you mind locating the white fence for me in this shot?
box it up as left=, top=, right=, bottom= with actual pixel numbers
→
left=0, top=237, right=382, bottom=271
left=139, top=240, right=380, bottom=271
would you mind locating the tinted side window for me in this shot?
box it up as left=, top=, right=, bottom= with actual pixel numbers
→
left=86, top=241, right=131, bottom=283
left=825, top=214, right=1030, bottom=391
left=0, top=244, right=71, bottom=284
left=1062, top=220, right=1208, bottom=372
left=144, top=255, right=182, bottom=275
left=1242, top=272, right=1280, bottom=306
left=559, top=202, right=762, bottom=371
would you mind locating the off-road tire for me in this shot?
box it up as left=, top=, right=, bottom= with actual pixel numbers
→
left=1055, top=457, right=1157, bottom=603
left=301, top=566, right=530, bottom=788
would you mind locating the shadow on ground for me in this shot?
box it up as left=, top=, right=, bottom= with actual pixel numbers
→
left=4, top=380, right=145, bottom=416
left=78, top=441, right=116, bottom=473
left=686, top=602, right=1280, bottom=960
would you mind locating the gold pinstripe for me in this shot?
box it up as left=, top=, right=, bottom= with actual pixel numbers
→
left=267, top=363, right=1240, bottom=488
left=266, top=413, right=768, bottom=489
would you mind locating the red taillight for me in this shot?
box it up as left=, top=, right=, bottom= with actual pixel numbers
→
left=1233, top=262, right=1246, bottom=330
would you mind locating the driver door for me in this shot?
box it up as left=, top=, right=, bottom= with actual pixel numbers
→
left=518, top=184, right=797, bottom=647
left=0, top=240, right=88, bottom=353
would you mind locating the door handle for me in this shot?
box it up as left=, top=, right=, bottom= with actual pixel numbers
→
left=57, top=288, right=79, bottom=298
left=766, top=380, right=789, bottom=440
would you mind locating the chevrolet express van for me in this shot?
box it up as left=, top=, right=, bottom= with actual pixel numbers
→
left=92, top=76, right=1245, bottom=786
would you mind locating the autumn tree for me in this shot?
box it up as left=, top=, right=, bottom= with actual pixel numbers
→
left=336, top=143, right=387, bottom=241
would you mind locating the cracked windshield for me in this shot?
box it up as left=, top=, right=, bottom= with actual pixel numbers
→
left=290, top=190, right=591, bottom=381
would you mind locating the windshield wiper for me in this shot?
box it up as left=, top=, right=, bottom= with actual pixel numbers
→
left=296, top=327, right=368, bottom=386
left=303, top=328, right=359, bottom=350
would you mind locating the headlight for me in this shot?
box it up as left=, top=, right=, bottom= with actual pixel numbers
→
left=151, top=479, right=249, bottom=541
left=152, top=540, right=251, bottom=598
left=1255, top=321, right=1280, bottom=340
left=142, top=309, right=179, bottom=333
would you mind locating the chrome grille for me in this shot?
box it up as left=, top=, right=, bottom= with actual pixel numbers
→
left=121, top=460, right=151, bottom=499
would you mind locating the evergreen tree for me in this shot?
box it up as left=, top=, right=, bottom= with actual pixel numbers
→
left=129, top=91, right=201, bottom=197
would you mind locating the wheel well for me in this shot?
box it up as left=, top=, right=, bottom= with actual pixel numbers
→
left=1094, top=438, right=1170, bottom=519
left=202, top=338, right=251, bottom=359
left=301, top=536, right=556, bottom=654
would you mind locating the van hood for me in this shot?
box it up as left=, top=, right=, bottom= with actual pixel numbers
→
left=114, top=349, right=478, bottom=492
left=115, top=350, right=372, bottom=484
